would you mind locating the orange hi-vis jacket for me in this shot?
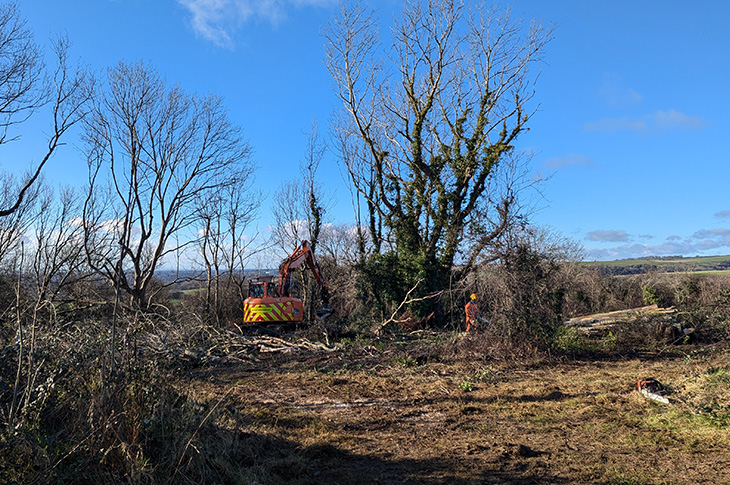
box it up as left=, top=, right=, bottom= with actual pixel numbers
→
left=465, top=301, right=479, bottom=332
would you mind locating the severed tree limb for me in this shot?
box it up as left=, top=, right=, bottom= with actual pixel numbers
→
left=372, top=279, right=443, bottom=334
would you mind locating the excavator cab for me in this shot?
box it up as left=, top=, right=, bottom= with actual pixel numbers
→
left=243, top=241, right=332, bottom=325
left=246, top=276, right=277, bottom=299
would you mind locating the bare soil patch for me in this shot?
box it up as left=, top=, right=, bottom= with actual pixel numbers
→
left=177, top=336, right=730, bottom=484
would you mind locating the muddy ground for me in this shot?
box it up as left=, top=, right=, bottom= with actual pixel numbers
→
left=178, top=335, right=730, bottom=484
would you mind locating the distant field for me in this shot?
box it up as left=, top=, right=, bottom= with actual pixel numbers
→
left=691, top=269, right=730, bottom=276
left=588, top=255, right=730, bottom=267
left=585, top=255, right=730, bottom=275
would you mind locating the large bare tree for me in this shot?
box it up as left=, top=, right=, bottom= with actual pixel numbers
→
left=82, top=61, right=255, bottom=310
left=324, top=0, right=551, bottom=313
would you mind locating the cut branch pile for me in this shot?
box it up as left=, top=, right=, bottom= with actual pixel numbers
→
left=141, top=324, right=335, bottom=367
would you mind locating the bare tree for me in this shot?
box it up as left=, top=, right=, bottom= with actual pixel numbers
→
left=302, top=122, right=327, bottom=254
left=29, top=185, right=88, bottom=307
left=324, top=0, right=552, bottom=313
left=0, top=4, right=89, bottom=217
left=271, top=180, right=308, bottom=251
left=271, top=121, right=329, bottom=252
left=196, top=172, right=259, bottom=323
left=318, top=223, right=361, bottom=268
left=4, top=185, right=90, bottom=430
left=82, top=61, right=255, bottom=310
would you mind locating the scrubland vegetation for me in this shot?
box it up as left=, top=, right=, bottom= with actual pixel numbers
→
left=3, top=248, right=730, bottom=484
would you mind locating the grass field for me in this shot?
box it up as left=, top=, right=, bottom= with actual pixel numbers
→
left=690, top=270, right=730, bottom=277
left=588, top=255, right=730, bottom=267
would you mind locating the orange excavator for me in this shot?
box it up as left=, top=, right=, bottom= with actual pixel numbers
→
left=243, top=240, right=332, bottom=324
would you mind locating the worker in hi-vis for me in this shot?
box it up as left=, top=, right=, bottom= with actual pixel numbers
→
left=464, top=293, right=479, bottom=332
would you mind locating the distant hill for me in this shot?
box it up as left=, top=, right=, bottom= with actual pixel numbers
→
left=155, top=268, right=277, bottom=283
left=585, top=255, right=730, bottom=276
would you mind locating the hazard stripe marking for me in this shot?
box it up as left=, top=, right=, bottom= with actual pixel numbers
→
left=244, top=302, right=292, bottom=322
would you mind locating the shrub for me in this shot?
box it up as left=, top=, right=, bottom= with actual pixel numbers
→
left=484, top=241, right=568, bottom=347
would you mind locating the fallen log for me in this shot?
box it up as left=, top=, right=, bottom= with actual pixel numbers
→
left=564, top=304, right=677, bottom=336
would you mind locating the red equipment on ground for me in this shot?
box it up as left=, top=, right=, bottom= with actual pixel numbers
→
left=243, top=240, right=331, bottom=324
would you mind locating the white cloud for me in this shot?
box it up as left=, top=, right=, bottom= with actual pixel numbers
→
left=584, top=117, right=646, bottom=133
left=177, top=0, right=334, bottom=47
left=99, top=218, right=126, bottom=236
left=586, top=229, right=629, bottom=242
left=584, top=110, right=707, bottom=134
left=652, top=110, right=706, bottom=130
left=598, top=74, right=643, bottom=107
left=585, top=229, right=730, bottom=261
left=177, top=0, right=237, bottom=48
left=67, top=216, right=85, bottom=228
left=692, top=228, right=730, bottom=239
left=586, top=241, right=695, bottom=261
left=690, top=228, right=730, bottom=252
left=543, top=153, right=595, bottom=170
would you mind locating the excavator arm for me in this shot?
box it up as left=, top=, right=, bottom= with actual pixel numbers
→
left=278, top=240, right=331, bottom=319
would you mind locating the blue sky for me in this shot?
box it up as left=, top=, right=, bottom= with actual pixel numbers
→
left=8, top=0, right=730, bottom=261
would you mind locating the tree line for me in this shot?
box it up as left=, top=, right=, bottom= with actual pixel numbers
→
left=0, top=0, right=554, bottom=326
